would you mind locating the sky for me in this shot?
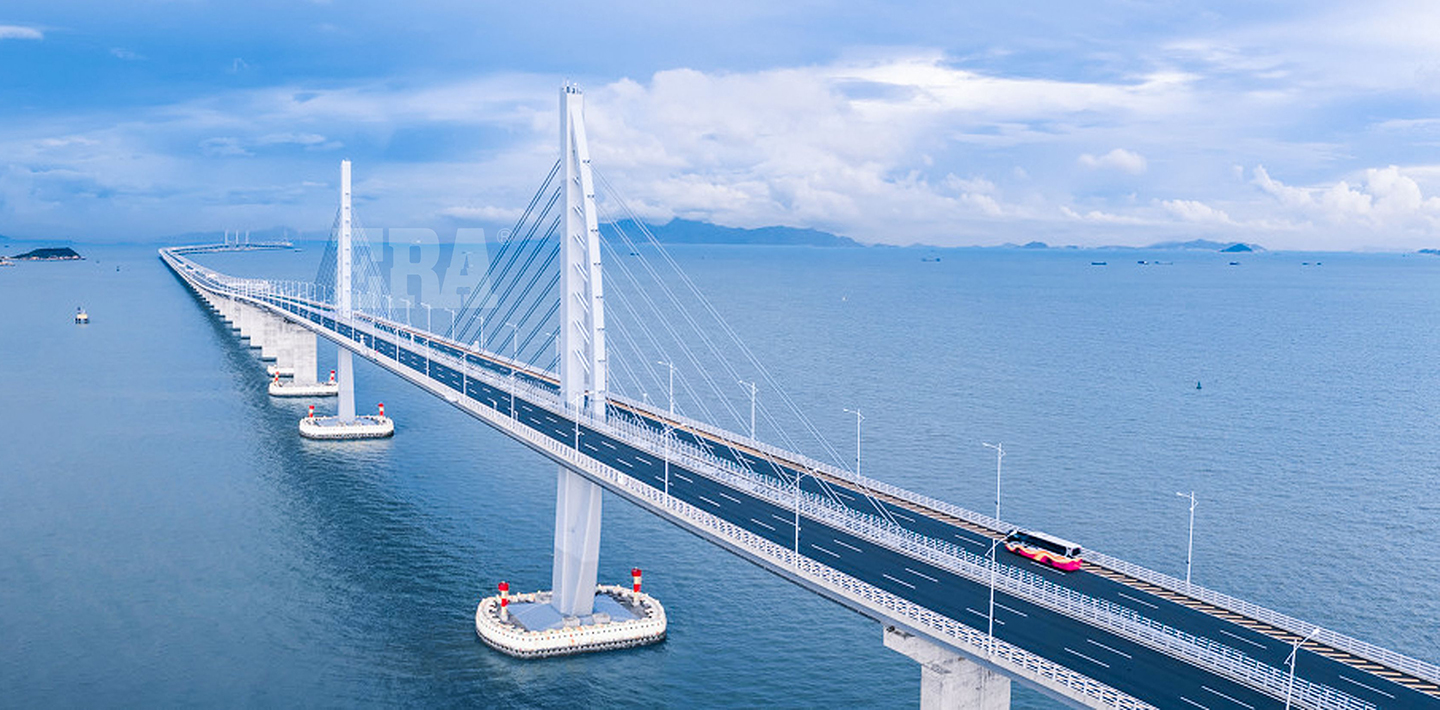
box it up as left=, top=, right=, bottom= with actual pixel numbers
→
left=4, top=1, right=1440, bottom=249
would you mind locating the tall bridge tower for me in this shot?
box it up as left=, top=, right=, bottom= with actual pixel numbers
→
left=550, top=85, right=607, bottom=618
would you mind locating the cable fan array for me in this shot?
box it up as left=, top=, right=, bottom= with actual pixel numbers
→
left=314, top=204, right=392, bottom=316
left=435, top=160, right=903, bottom=526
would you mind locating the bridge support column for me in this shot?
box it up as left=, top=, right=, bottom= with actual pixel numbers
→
left=884, top=627, right=1010, bottom=710
left=258, top=312, right=281, bottom=361
left=290, top=324, right=318, bottom=383
left=550, top=466, right=603, bottom=617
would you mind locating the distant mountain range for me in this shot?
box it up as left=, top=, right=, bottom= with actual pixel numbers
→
left=606, top=218, right=862, bottom=247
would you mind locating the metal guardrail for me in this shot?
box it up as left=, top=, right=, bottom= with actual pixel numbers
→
left=161, top=247, right=1407, bottom=709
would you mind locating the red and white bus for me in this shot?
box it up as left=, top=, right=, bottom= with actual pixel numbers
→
left=1004, top=529, right=1083, bottom=572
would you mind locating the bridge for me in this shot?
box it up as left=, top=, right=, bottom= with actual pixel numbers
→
left=159, top=86, right=1440, bottom=709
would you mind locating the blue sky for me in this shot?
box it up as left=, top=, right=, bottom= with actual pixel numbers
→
left=4, top=0, right=1440, bottom=249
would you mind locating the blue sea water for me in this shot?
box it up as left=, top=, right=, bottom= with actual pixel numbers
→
left=2, top=243, right=1438, bottom=708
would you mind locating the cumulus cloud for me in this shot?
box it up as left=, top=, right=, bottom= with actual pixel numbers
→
left=1252, top=164, right=1440, bottom=227
left=1162, top=199, right=1235, bottom=225
left=1078, top=148, right=1148, bottom=174
left=439, top=205, right=523, bottom=222
left=0, top=25, right=42, bottom=41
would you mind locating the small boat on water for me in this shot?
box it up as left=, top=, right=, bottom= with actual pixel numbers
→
left=74, top=307, right=89, bottom=324
left=1091, top=261, right=1108, bottom=266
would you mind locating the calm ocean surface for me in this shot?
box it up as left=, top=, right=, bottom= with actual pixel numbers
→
left=2, top=243, right=1438, bottom=708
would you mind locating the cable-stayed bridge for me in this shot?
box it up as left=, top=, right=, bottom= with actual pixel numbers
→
left=160, top=86, right=1440, bottom=709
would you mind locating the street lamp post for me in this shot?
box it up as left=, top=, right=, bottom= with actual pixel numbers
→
left=421, top=302, right=433, bottom=333
left=656, top=360, right=677, bottom=496
left=1284, top=627, right=1321, bottom=710
left=399, top=297, right=412, bottom=326
left=507, top=322, right=519, bottom=418
left=1177, top=491, right=1197, bottom=587
left=443, top=307, right=456, bottom=336
left=843, top=408, right=864, bottom=477
left=982, top=441, right=1005, bottom=647
left=739, top=379, right=757, bottom=439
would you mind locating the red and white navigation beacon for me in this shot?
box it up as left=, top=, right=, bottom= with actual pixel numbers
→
left=475, top=567, right=667, bottom=659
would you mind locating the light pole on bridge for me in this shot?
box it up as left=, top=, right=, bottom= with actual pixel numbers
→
left=421, top=302, right=433, bottom=333
left=981, top=441, right=1005, bottom=647
left=843, top=408, right=864, bottom=477
left=443, top=307, right=456, bottom=336
left=1177, top=490, right=1197, bottom=587
left=738, top=379, right=757, bottom=440
left=399, top=297, right=413, bottom=326
left=1284, top=626, right=1321, bottom=710
left=507, top=322, right=519, bottom=419
left=656, top=360, right=677, bottom=416
left=656, top=360, right=677, bottom=496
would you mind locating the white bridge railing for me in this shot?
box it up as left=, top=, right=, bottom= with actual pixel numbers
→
left=161, top=246, right=1419, bottom=709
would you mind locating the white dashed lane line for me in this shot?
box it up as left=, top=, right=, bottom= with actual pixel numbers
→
left=809, top=544, right=840, bottom=559
left=1217, top=629, right=1269, bottom=651
left=1117, top=592, right=1159, bottom=610
left=1086, top=638, right=1132, bottom=659
left=1178, top=697, right=1210, bottom=710
left=770, top=514, right=794, bottom=527
left=1201, top=686, right=1255, bottom=709
left=904, top=567, right=938, bottom=583
left=718, top=492, right=743, bottom=505
left=673, top=473, right=693, bottom=483
left=750, top=518, right=776, bottom=531
left=994, top=603, right=1028, bottom=617
left=1063, top=647, right=1110, bottom=668
left=965, top=608, right=1005, bottom=625
left=697, top=495, right=721, bottom=508
left=1336, top=674, right=1396, bottom=700
left=832, top=539, right=863, bottom=554
left=881, top=573, right=916, bottom=590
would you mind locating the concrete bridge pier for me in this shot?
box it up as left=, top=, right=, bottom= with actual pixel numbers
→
left=257, top=312, right=281, bottom=361
left=884, top=626, right=1011, bottom=710
left=289, top=324, right=318, bottom=383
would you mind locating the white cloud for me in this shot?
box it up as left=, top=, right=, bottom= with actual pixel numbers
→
left=110, top=48, right=142, bottom=61
left=1078, top=148, right=1147, bottom=175
left=199, top=137, right=250, bottom=157
left=0, top=25, right=42, bottom=41
left=1162, top=199, right=1235, bottom=225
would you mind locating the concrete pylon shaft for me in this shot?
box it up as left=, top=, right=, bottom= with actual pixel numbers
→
left=549, top=86, right=605, bottom=618
left=337, top=159, right=356, bottom=422
left=291, top=324, right=318, bottom=383
left=884, top=627, right=1011, bottom=710
left=551, top=466, right=603, bottom=616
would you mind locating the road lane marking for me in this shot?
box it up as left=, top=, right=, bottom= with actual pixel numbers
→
left=600, top=441, right=617, bottom=450
left=905, top=567, right=938, bottom=583
left=953, top=535, right=987, bottom=548
left=1336, top=674, right=1396, bottom=699
left=1118, top=592, right=1159, bottom=610
left=891, top=511, right=916, bottom=523
left=1086, top=638, right=1133, bottom=659
left=1178, top=697, right=1211, bottom=710
left=832, top=539, right=863, bottom=554
left=615, top=458, right=633, bottom=468
left=673, top=473, right=693, bottom=483
left=964, top=608, right=1005, bottom=625
left=719, top=492, right=743, bottom=505
left=1201, top=685, right=1255, bottom=709
left=881, top=573, right=916, bottom=590
left=810, top=544, right=840, bottom=558
left=1218, top=629, right=1269, bottom=651
left=634, top=456, right=653, bottom=465
left=995, top=603, right=1028, bottom=617
left=771, top=514, right=794, bottom=526
left=750, top=518, right=777, bottom=531
left=1063, top=647, right=1110, bottom=668
left=697, top=495, right=721, bottom=508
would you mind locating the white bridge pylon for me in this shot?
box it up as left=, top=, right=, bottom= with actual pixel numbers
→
left=551, top=85, right=607, bottom=619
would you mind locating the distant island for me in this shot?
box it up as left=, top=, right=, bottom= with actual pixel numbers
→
left=12, top=247, right=82, bottom=261
left=1144, top=239, right=1265, bottom=252
left=1420, top=249, right=1440, bottom=256
left=607, top=218, right=861, bottom=247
